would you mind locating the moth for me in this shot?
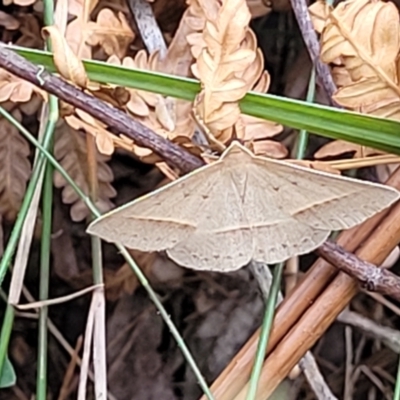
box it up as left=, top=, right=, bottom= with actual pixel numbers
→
left=87, top=141, right=400, bottom=272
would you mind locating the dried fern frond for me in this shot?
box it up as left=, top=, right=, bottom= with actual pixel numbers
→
left=85, top=8, right=135, bottom=59
left=53, top=121, right=116, bottom=222
left=310, top=0, right=400, bottom=119
left=189, top=0, right=283, bottom=154
left=105, top=52, right=196, bottom=162
left=0, top=69, right=46, bottom=103
left=310, top=0, right=400, bottom=160
left=0, top=109, right=31, bottom=221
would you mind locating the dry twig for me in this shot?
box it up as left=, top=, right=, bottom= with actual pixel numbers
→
left=0, top=45, right=203, bottom=174
left=317, top=241, right=400, bottom=302
left=289, top=0, right=339, bottom=104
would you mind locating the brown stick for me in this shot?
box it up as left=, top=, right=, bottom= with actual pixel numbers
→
left=0, top=45, right=203, bottom=174
left=317, top=241, right=400, bottom=302
left=237, top=196, right=400, bottom=399
left=289, top=0, right=339, bottom=104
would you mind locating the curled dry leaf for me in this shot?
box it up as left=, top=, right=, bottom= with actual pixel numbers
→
left=53, top=121, right=116, bottom=222
left=42, top=25, right=88, bottom=88
left=0, top=110, right=31, bottom=221
left=85, top=8, right=135, bottom=59
left=309, top=0, right=400, bottom=119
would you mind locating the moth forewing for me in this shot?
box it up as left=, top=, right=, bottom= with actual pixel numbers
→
left=86, top=158, right=223, bottom=251
left=245, top=153, right=400, bottom=231
left=87, top=141, right=400, bottom=272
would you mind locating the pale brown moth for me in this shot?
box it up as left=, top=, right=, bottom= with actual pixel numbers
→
left=87, top=141, right=400, bottom=271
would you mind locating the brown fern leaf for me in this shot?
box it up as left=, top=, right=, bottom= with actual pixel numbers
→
left=53, top=121, right=116, bottom=222
left=0, top=110, right=31, bottom=221
left=189, top=0, right=283, bottom=152
left=310, top=0, right=400, bottom=118
left=85, top=8, right=135, bottom=59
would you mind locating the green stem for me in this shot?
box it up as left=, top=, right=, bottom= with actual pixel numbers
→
left=36, top=103, right=57, bottom=400
left=0, top=108, right=56, bottom=378
left=294, top=68, right=316, bottom=160
left=36, top=141, right=54, bottom=400
left=36, top=1, right=58, bottom=398
left=247, top=68, right=316, bottom=400
left=0, top=305, right=15, bottom=377
left=394, top=354, right=400, bottom=400
left=246, top=262, right=284, bottom=400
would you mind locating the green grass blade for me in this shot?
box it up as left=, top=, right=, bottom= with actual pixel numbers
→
left=394, top=354, right=400, bottom=400
left=0, top=305, right=15, bottom=378
left=246, top=263, right=284, bottom=400
left=0, top=355, right=16, bottom=388
left=11, top=46, right=400, bottom=155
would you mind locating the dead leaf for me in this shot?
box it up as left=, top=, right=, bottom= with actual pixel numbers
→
left=192, top=0, right=255, bottom=142
left=252, top=140, right=288, bottom=158
left=53, top=121, right=116, bottom=221
left=85, top=8, right=135, bottom=58
left=315, top=140, right=385, bottom=159
left=42, top=25, right=88, bottom=88
left=191, top=0, right=282, bottom=147
left=0, top=110, right=31, bottom=221
left=310, top=0, right=400, bottom=118
left=0, top=69, right=44, bottom=103
left=65, top=18, right=92, bottom=60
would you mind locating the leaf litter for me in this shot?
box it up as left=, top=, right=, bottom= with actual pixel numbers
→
left=2, top=0, right=400, bottom=399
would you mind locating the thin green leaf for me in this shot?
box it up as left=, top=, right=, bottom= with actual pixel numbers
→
left=11, top=45, right=400, bottom=155
left=0, top=356, right=17, bottom=389
left=0, top=357, right=14, bottom=388
left=0, top=356, right=16, bottom=388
